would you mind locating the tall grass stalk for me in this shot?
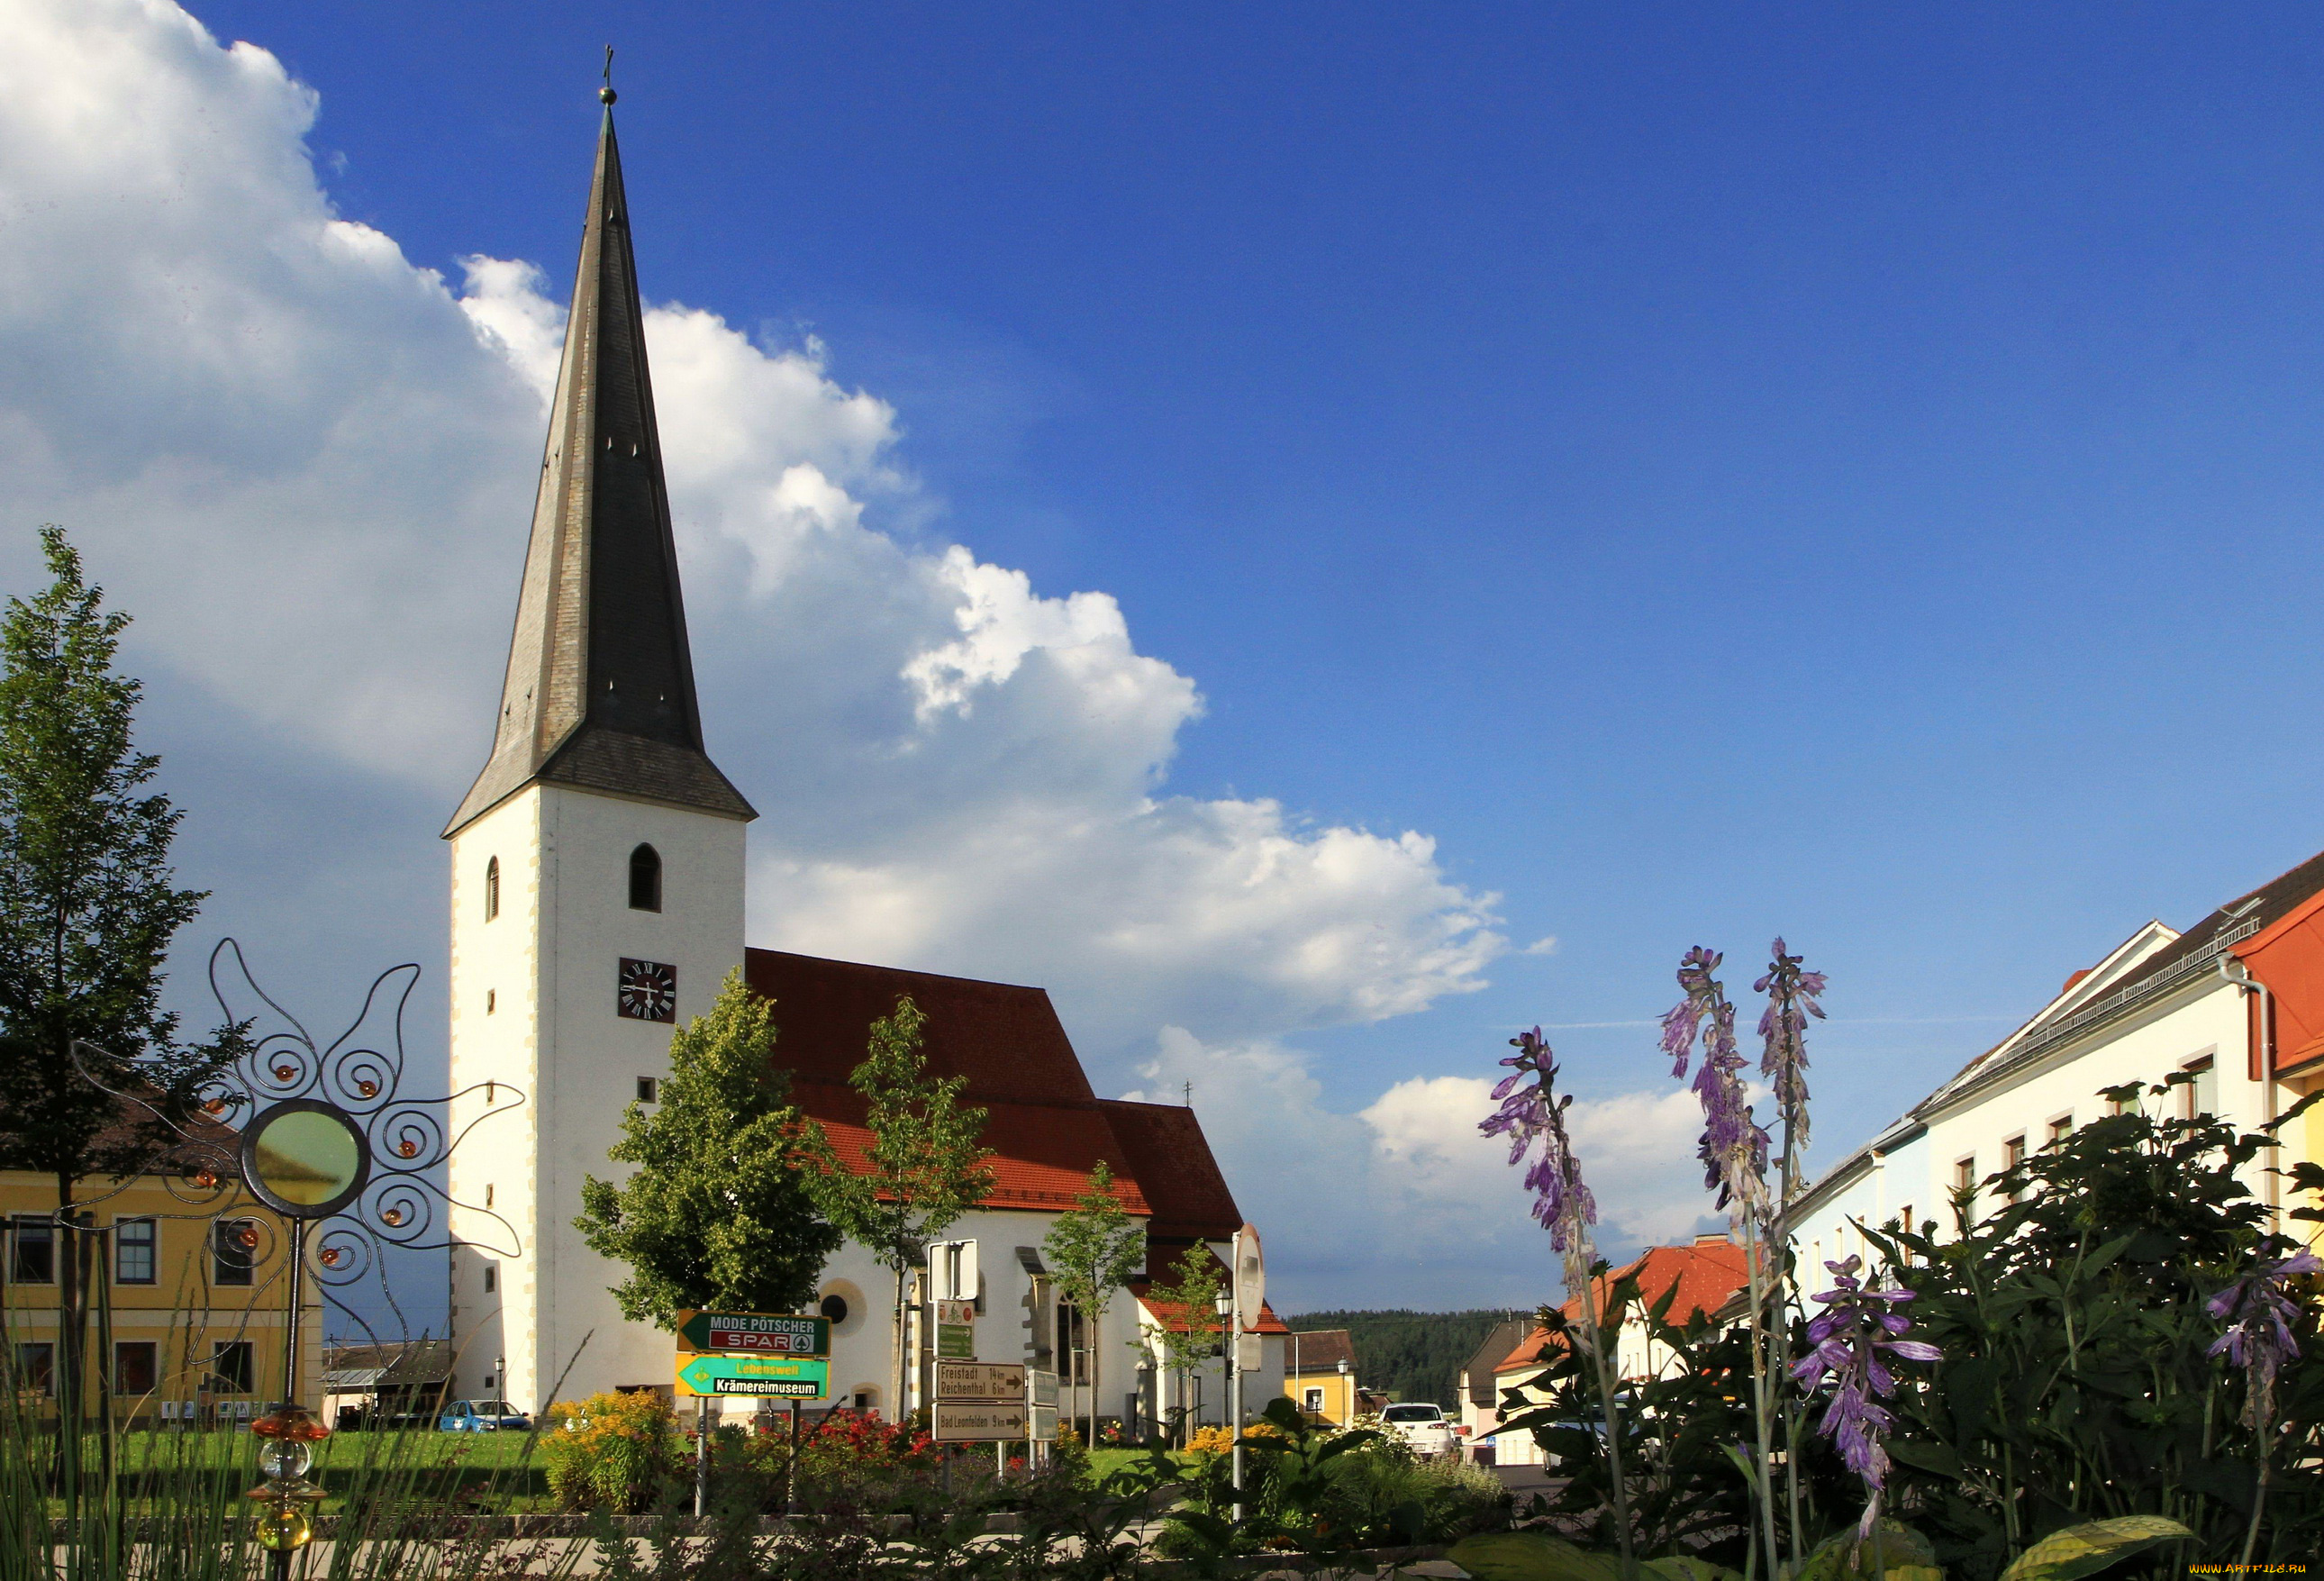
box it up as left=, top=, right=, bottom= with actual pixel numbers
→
left=1, top=1288, right=579, bottom=1579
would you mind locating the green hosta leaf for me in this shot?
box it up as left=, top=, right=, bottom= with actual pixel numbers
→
left=1794, top=1520, right=1939, bottom=1581
left=1448, top=1531, right=1625, bottom=1581
left=1887, top=1438, right=1965, bottom=1478
left=1885, top=1567, right=1945, bottom=1581
left=1996, top=1516, right=2193, bottom=1581
left=1645, top=1556, right=1746, bottom=1581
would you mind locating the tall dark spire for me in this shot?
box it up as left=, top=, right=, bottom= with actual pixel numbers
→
left=447, top=95, right=754, bottom=836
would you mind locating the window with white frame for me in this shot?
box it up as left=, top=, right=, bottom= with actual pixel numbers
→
left=8, top=1216, right=53, bottom=1285
left=1953, top=1156, right=1977, bottom=1228
left=212, top=1221, right=255, bottom=1287
left=114, top=1217, right=157, bottom=1285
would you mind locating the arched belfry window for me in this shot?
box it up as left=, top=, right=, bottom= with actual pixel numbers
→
left=629, top=844, right=662, bottom=913
left=485, top=857, right=500, bottom=921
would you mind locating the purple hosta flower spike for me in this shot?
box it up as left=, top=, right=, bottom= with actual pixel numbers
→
left=1659, top=947, right=1717, bottom=1077
left=1481, top=1027, right=1599, bottom=1258
left=1662, top=949, right=1771, bottom=1212
left=1791, top=1255, right=1942, bottom=1533
left=2206, top=1246, right=2323, bottom=1427
left=1754, top=938, right=1826, bottom=1154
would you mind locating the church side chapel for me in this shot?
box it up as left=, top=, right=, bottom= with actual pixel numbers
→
left=440, top=90, right=1283, bottom=1427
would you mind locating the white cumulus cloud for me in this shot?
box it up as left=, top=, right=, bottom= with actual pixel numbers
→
left=0, top=0, right=1505, bottom=1158
left=1127, top=1033, right=1726, bottom=1308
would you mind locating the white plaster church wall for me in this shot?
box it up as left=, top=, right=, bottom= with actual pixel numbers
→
left=447, top=786, right=541, bottom=1408
left=448, top=781, right=748, bottom=1410
left=807, top=1206, right=1124, bottom=1422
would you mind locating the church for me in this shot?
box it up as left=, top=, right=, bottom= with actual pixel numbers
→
left=439, top=90, right=1285, bottom=1431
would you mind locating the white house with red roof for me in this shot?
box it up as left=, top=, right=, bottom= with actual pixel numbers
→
left=1787, top=846, right=2324, bottom=1285
left=1484, top=1234, right=1748, bottom=1467
left=438, top=97, right=1283, bottom=1422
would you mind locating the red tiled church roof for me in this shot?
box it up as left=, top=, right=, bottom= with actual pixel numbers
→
left=1128, top=1245, right=1291, bottom=1335
left=787, top=1081, right=1150, bottom=1215
left=747, top=949, right=1240, bottom=1229
left=1097, top=1099, right=1240, bottom=1241
left=1496, top=1236, right=1749, bottom=1373
left=747, top=949, right=1096, bottom=1104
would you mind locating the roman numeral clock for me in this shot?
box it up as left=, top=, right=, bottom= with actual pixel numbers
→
left=617, top=958, right=677, bottom=1022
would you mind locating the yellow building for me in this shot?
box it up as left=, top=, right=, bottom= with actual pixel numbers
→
left=1282, top=1328, right=1359, bottom=1426
left=2, top=1164, right=322, bottom=1426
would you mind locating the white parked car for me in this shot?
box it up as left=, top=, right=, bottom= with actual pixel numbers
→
left=1377, top=1402, right=1460, bottom=1458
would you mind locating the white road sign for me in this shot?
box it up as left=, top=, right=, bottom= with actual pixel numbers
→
left=932, top=1400, right=1028, bottom=1441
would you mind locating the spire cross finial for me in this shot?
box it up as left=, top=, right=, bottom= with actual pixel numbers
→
left=601, top=45, right=616, bottom=105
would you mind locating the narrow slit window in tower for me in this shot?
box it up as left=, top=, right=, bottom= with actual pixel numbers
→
left=485, top=857, right=499, bottom=921
left=629, top=844, right=661, bottom=912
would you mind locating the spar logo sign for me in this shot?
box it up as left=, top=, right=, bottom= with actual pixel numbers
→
left=674, top=1310, right=831, bottom=1358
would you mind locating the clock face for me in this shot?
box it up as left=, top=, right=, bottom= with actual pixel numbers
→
left=617, top=958, right=677, bottom=1023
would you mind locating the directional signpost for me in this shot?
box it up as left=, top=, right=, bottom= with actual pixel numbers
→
left=936, top=1362, right=1023, bottom=1400
left=933, top=1399, right=1027, bottom=1440
left=675, top=1353, right=831, bottom=1399
left=931, top=1359, right=1027, bottom=1443
left=671, top=1310, right=834, bottom=1516
left=935, top=1298, right=976, bottom=1359
left=676, top=1310, right=830, bottom=1358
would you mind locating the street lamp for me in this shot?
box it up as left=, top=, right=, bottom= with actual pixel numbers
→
left=1212, top=1289, right=1232, bottom=1429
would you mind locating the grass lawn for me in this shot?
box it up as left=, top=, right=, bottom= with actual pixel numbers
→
left=37, top=1431, right=1189, bottom=1518
left=1086, top=1448, right=1196, bottom=1481
left=43, top=1427, right=556, bottom=1513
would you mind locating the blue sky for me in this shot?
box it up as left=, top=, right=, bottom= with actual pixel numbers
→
left=12, top=2, right=2324, bottom=1313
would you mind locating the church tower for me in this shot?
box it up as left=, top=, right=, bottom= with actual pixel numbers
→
left=444, top=88, right=755, bottom=1412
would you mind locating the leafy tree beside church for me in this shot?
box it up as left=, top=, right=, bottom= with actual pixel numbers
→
left=1044, top=1158, right=1147, bottom=1447
left=0, top=526, right=241, bottom=1449
left=794, top=995, right=994, bottom=1417
left=576, top=970, right=841, bottom=1324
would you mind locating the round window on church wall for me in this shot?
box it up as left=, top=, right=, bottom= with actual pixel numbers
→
left=240, top=1100, right=371, bottom=1219
left=821, top=1294, right=849, bottom=1325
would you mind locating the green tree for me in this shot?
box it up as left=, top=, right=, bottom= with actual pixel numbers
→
left=0, top=527, right=233, bottom=1470
left=1044, top=1158, right=1148, bottom=1446
left=1145, top=1244, right=1225, bottom=1444
left=575, top=970, right=841, bottom=1328
left=794, top=995, right=994, bottom=1416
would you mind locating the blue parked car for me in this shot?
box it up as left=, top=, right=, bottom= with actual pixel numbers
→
left=439, top=1399, right=531, bottom=1432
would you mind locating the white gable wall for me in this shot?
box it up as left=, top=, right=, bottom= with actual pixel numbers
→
left=1791, top=969, right=2271, bottom=1286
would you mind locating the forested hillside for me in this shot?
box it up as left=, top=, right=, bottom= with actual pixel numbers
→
left=1283, top=1310, right=1530, bottom=1408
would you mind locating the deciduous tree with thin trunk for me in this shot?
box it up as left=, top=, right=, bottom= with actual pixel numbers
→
left=1044, top=1158, right=1147, bottom=1447
left=1144, top=1243, right=1225, bottom=1444
left=0, top=527, right=239, bottom=1477
left=576, top=970, right=841, bottom=1327
left=794, top=995, right=993, bottom=1420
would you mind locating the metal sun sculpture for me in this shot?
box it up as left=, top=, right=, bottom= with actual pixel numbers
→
left=75, top=938, right=524, bottom=1338
left=69, top=939, right=525, bottom=1554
